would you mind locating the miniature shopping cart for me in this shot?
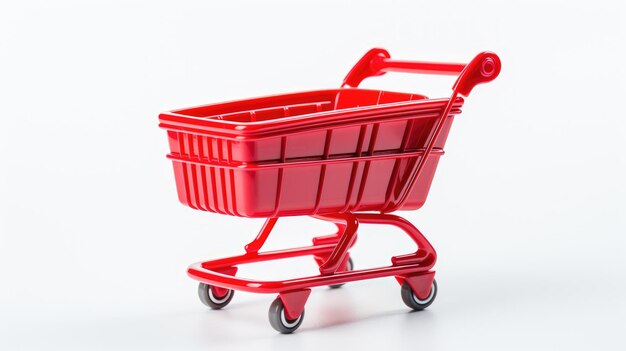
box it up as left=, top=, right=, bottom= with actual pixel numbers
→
left=159, top=48, right=501, bottom=333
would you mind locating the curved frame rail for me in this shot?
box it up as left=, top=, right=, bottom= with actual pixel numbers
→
left=187, top=213, right=436, bottom=294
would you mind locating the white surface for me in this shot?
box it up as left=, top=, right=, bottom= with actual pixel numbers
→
left=1, top=0, right=625, bottom=350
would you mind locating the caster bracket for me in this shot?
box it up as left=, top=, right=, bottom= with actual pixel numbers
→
left=396, top=271, right=436, bottom=300
left=278, top=289, right=311, bottom=321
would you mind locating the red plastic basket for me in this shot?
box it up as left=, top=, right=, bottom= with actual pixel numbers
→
left=159, top=48, right=501, bottom=333
left=160, top=89, right=463, bottom=217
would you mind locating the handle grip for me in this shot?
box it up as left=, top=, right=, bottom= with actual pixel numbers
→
left=342, top=48, right=500, bottom=97
left=452, top=51, right=501, bottom=96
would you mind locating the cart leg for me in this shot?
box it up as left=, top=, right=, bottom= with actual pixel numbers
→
left=312, top=222, right=344, bottom=267
left=313, top=213, right=359, bottom=275
left=244, top=217, right=278, bottom=254
left=312, top=221, right=357, bottom=285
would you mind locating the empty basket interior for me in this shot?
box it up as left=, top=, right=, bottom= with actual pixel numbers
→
left=172, top=89, right=427, bottom=122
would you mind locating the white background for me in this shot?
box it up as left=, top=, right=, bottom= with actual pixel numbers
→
left=1, top=0, right=625, bottom=350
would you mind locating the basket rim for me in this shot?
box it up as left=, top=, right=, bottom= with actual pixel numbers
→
left=158, top=88, right=464, bottom=139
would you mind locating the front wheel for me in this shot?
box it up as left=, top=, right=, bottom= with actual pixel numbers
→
left=401, top=279, right=437, bottom=311
left=268, top=297, right=304, bottom=334
left=198, top=283, right=234, bottom=310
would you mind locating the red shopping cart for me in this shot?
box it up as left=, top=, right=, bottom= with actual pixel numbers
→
left=159, top=48, right=500, bottom=333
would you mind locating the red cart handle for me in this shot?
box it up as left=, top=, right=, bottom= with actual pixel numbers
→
left=342, top=48, right=501, bottom=97
left=359, top=48, right=501, bottom=213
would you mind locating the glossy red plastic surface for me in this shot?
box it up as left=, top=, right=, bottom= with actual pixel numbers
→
left=160, top=49, right=499, bottom=217
left=187, top=213, right=437, bottom=293
left=160, top=92, right=459, bottom=217
left=160, top=48, right=500, bottom=330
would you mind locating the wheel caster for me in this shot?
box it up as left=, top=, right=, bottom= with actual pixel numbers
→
left=329, top=257, right=354, bottom=289
left=401, top=279, right=437, bottom=311
left=268, top=297, right=304, bottom=334
left=198, top=283, right=234, bottom=310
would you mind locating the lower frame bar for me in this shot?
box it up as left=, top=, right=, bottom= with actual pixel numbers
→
left=188, top=212, right=436, bottom=294
left=188, top=260, right=434, bottom=294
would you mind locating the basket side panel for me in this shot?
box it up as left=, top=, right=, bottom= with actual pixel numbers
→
left=285, top=131, right=326, bottom=160
left=315, top=163, right=357, bottom=213
left=278, top=165, right=322, bottom=214
left=399, top=116, right=455, bottom=210
left=163, top=96, right=462, bottom=216
left=233, top=169, right=279, bottom=217
left=355, top=159, right=397, bottom=209
left=399, top=156, right=441, bottom=210
left=231, top=139, right=282, bottom=163
left=327, top=125, right=362, bottom=156
left=373, top=120, right=408, bottom=152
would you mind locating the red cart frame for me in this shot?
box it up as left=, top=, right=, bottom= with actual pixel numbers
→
left=160, top=48, right=501, bottom=333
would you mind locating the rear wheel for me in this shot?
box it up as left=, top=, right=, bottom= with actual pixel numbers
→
left=198, top=283, right=234, bottom=310
left=401, top=279, right=437, bottom=311
left=329, top=257, right=354, bottom=289
left=268, top=297, right=304, bottom=334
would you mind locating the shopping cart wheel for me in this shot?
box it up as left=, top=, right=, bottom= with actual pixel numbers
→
left=329, top=257, right=354, bottom=289
left=401, top=279, right=437, bottom=311
left=268, top=297, right=304, bottom=334
left=198, top=283, right=234, bottom=310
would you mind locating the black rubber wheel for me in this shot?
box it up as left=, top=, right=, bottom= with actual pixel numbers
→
left=329, top=257, right=354, bottom=289
left=268, top=297, right=304, bottom=334
left=401, top=279, right=437, bottom=311
left=198, top=283, right=234, bottom=310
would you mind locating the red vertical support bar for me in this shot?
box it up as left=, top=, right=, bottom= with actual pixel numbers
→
left=314, top=213, right=359, bottom=275
left=245, top=217, right=279, bottom=254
